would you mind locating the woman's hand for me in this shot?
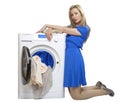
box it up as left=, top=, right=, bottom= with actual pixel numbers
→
left=36, top=24, right=48, bottom=33
left=36, top=24, right=53, bottom=41
left=45, top=28, right=53, bottom=41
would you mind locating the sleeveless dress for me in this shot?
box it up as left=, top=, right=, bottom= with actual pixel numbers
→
left=64, top=25, right=90, bottom=87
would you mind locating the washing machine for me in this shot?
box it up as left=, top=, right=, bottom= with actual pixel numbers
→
left=18, top=33, right=65, bottom=99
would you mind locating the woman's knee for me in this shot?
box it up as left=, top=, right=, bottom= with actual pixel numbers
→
left=71, top=95, right=80, bottom=100
left=70, top=94, right=84, bottom=100
left=69, top=87, right=83, bottom=100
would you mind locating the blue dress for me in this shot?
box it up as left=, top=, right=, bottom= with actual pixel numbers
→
left=64, top=25, right=90, bottom=87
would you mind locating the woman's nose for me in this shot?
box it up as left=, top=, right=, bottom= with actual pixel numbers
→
left=72, top=15, right=77, bottom=19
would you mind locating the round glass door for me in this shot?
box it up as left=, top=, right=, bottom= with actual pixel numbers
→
left=32, top=51, right=54, bottom=68
left=30, top=45, right=60, bottom=70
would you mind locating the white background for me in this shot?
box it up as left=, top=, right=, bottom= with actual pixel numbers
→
left=0, top=0, right=120, bottom=102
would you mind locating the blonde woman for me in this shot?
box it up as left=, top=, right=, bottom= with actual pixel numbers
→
left=37, top=4, right=114, bottom=100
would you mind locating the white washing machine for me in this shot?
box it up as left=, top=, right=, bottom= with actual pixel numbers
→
left=18, top=33, right=65, bottom=99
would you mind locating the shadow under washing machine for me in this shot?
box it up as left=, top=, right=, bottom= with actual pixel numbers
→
left=18, top=33, right=65, bottom=99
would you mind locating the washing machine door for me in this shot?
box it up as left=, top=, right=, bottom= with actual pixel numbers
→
left=21, top=46, right=31, bottom=85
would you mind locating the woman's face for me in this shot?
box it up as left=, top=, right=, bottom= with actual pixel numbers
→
left=70, top=8, right=82, bottom=25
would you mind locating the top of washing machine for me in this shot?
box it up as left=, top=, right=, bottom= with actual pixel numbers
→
left=18, top=33, right=66, bottom=41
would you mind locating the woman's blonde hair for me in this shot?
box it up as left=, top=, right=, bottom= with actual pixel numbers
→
left=69, top=4, right=87, bottom=27
left=69, top=4, right=90, bottom=42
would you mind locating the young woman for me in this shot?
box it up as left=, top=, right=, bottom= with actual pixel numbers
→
left=37, top=4, right=114, bottom=100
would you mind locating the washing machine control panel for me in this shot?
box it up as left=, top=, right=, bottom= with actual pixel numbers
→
left=38, top=34, right=46, bottom=38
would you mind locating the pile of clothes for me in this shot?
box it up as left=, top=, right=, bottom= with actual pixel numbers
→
left=30, top=55, right=52, bottom=98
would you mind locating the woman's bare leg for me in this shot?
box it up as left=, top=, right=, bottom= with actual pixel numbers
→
left=82, top=85, right=99, bottom=90
left=81, top=81, right=105, bottom=91
left=68, top=86, right=107, bottom=100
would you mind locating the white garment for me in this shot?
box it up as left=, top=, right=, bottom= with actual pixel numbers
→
left=33, top=55, right=48, bottom=73
left=32, top=67, right=52, bottom=99
left=30, top=55, right=48, bottom=87
left=30, top=55, right=52, bottom=98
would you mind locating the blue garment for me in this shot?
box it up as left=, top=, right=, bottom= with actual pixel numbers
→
left=64, top=25, right=90, bottom=87
left=32, top=51, right=54, bottom=68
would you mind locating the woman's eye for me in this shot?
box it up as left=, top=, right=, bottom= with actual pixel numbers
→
left=71, top=14, right=73, bottom=17
left=75, top=12, right=78, bottom=15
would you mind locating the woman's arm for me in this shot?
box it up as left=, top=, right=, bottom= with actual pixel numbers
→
left=47, top=24, right=81, bottom=36
left=37, top=24, right=81, bottom=36
left=52, top=29, right=63, bottom=34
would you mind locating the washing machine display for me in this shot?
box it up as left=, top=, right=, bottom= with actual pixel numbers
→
left=18, top=33, right=65, bottom=99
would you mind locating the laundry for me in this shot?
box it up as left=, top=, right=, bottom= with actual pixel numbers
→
left=30, top=55, right=52, bottom=98
left=34, top=55, right=48, bottom=74
left=32, top=51, right=54, bottom=68
left=30, top=55, right=48, bottom=87
left=31, top=66, right=52, bottom=99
